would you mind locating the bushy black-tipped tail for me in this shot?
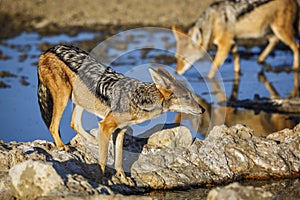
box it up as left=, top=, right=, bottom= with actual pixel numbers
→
left=38, top=80, right=53, bottom=128
left=296, top=0, right=300, bottom=37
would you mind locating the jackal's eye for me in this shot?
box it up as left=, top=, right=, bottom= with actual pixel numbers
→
left=184, top=95, right=190, bottom=100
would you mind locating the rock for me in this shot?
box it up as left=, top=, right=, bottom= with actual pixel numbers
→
left=147, top=126, right=193, bottom=148
left=0, top=140, right=50, bottom=171
left=207, top=182, right=273, bottom=200
left=9, top=160, right=64, bottom=199
left=0, top=139, right=113, bottom=199
left=131, top=124, right=300, bottom=189
left=1, top=123, right=300, bottom=199
left=267, top=123, right=300, bottom=143
left=0, top=171, right=14, bottom=199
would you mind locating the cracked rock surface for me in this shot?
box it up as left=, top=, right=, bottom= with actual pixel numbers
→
left=0, top=124, right=299, bottom=199
left=131, top=124, right=300, bottom=188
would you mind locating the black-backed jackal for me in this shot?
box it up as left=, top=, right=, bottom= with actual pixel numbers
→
left=37, top=44, right=205, bottom=184
left=173, top=0, right=299, bottom=78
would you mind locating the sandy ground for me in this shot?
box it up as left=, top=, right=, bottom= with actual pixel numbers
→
left=0, top=0, right=216, bottom=38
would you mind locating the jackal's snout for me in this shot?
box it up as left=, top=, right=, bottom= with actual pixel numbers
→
left=198, top=104, right=205, bottom=114
left=191, top=96, right=206, bottom=115
left=173, top=92, right=206, bottom=116
left=175, top=57, right=187, bottom=75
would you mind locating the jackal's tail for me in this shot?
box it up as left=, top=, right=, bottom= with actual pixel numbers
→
left=38, top=79, right=53, bottom=128
left=297, top=0, right=300, bottom=38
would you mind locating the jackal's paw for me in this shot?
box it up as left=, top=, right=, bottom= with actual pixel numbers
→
left=58, top=144, right=70, bottom=152
left=288, top=87, right=300, bottom=98
left=257, top=58, right=265, bottom=64
left=258, top=72, right=267, bottom=83
left=112, top=170, right=134, bottom=186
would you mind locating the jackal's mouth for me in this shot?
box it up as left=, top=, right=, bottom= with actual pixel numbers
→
left=170, top=105, right=205, bottom=115
left=188, top=109, right=205, bottom=115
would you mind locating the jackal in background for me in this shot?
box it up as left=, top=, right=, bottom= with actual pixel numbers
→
left=37, top=44, right=205, bottom=184
left=173, top=0, right=299, bottom=78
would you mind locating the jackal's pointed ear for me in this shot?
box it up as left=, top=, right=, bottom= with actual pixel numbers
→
left=156, top=66, right=176, bottom=80
left=190, top=26, right=202, bottom=45
left=172, top=25, right=187, bottom=41
left=149, top=67, right=173, bottom=99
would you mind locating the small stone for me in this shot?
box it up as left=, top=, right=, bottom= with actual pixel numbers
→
left=147, top=126, right=193, bottom=148
left=207, top=182, right=273, bottom=200
left=9, top=160, right=64, bottom=199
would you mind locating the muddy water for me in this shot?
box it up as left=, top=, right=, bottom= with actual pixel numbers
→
left=0, top=28, right=299, bottom=198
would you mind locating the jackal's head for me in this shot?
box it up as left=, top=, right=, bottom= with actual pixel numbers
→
left=149, top=67, right=205, bottom=115
left=172, top=26, right=206, bottom=75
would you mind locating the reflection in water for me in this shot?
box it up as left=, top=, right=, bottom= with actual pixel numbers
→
left=177, top=71, right=299, bottom=137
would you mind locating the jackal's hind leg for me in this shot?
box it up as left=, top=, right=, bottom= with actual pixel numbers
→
left=258, top=71, right=280, bottom=99
left=288, top=71, right=300, bottom=98
left=258, top=35, right=279, bottom=64
left=71, top=104, right=97, bottom=144
left=49, top=84, right=71, bottom=151
left=270, top=18, right=299, bottom=69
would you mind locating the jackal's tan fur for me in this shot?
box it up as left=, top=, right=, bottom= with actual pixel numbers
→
left=173, top=0, right=299, bottom=78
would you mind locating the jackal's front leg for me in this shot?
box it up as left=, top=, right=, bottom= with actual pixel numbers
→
left=208, top=39, right=233, bottom=79
left=98, top=112, right=134, bottom=185
left=257, top=35, right=279, bottom=64
left=98, top=112, right=117, bottom=182
left=113, top=128, right=134, bottom=186
left=231, top=44, right=240, bottom=74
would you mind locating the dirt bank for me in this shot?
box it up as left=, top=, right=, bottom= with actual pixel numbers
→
left=0, top=0, right=215, bottom=39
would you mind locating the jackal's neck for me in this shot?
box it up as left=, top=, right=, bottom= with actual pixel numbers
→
left=161, top=97, right=170, bottom=112
left=128, top=82, right=165, bottom=111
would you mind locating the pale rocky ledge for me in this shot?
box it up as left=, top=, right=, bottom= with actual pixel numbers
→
left=1, top=123, right=299, bottom=199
